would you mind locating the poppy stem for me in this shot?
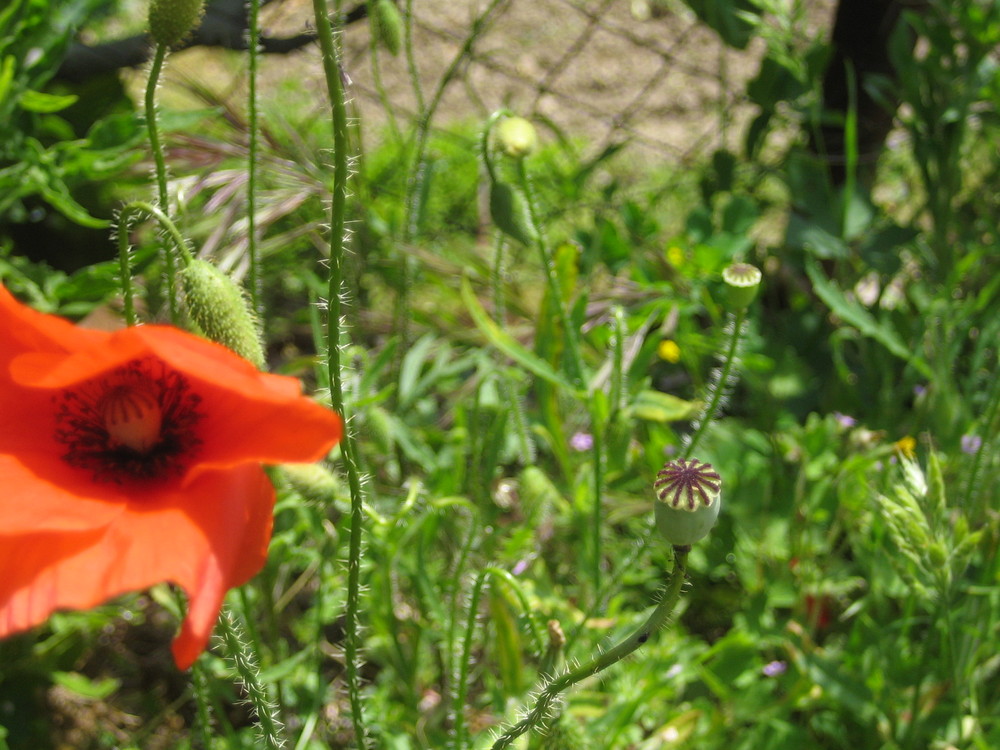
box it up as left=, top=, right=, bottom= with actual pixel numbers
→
left=143, top=41, right=179, bottom=324
left=489, top=547, right=690, bottom=748
left=312, top=1, right=370, bottom=747
left=246, top=0, right=261, bottom=317
left=682, top=308, right=747, bottom=460
left=116, top=200, right=194, bottom=325
left=216, top=609, right=286, bottom=750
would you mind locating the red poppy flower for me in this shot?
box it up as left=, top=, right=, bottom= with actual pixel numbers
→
left=0, top=285, right=341, bottom=668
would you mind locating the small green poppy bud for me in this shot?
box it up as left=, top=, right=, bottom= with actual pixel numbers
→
left=722, top=262, right=762, bottom=311
left=495, top=116, right=538, bottom=159
left=653, top=458, right=722, bottom=547
left=181, top=259, right=265, bottom=369
left=371, top=0, right=403, bottom=56
left=489, top=181, right=535, bottom=246
left=148, top=0, right=206, bottom=47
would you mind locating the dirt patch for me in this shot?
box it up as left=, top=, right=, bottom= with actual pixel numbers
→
left=243, top=0, right=836, bottom=163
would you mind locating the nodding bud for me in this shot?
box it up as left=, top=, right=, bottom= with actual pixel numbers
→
left=181, top=259, right=265, bottom=369
left=653, top=458, right=722, bottom=547
left=495, top=116, right=538, bottom=159
left=371, top=0, right=403, bottom=56
left=148, top=0, right=206, bottom=47
left=722, top=262, right=762, bottom=311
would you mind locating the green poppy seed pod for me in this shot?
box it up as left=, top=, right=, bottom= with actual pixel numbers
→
left=371, top=0, right=403, bottom=55
left=722, top=262, right=762, bottom=311
left=181, top=259, right=265, bottom=369
left=496, top=116, right=538, bottom=159
left=148, top=0, right=206, bottom=47
left=653, top=458, right=722, bottom=547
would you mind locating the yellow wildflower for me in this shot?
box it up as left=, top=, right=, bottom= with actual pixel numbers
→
left=893, top=435, right=916, bottom=458
left=658, top=339, right=681, bottom=363
left=667, top=246, right=684, bottom=267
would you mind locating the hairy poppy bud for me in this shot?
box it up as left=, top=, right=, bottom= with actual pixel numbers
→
left=281, top=462, right=341, bottom=503
left=496, top=116, right=538, bottom=159
left=722, top=262, right=762, bottom=311
left=181, top=259, right=265, bottom=369
left=371, top=0, right=403, bottom=56
left=653, top=458, right=722, bottom=546
left=148, top=0, right=206, bottom=47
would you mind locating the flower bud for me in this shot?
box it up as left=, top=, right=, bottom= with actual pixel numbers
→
left=148, top=0, right=206, bottom=47
left=495, top=116, right=538, bottom=159
left=489, top=181, right=535, bottom=246
left=181, top=259, right=265, bottom=369
left=653, top=458, right=722, bottom=546
left=371, top=0, right=403, bottom=56
left=722, top=262, right=762, bottom=311
left=281, top=462, right=341, bottom=503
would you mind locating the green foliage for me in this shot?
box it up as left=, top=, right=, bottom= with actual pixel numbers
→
left=1, top=1, right=999, bottom=749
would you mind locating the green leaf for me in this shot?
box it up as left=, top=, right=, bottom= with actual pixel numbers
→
left=805, top=260, right=931, bottom=377
left=51, top=671, right=120, bottom=700
left=19, top=89, right=78, bottom=113
left=461, top=276, right=581, bottom=395
left=628, top=389, right=699, bottom=422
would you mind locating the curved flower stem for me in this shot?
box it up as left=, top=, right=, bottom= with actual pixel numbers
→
left=513, top=158, right=584, bottom=386
left=143, top=41, right=178, bottom=323
left=312, top=1, right=369, bottom=747
left=246, top=0, right=261, bottom=314
left=489, top=547, right=689, bottom=749
left=217, top=609, right=286, bottom=750
left=116, top=200, right=194, bottom=326
left=682, top=308, right=747, bottom=460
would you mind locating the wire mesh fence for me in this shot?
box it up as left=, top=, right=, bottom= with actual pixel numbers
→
left=316, top=0, right=833, bottom=165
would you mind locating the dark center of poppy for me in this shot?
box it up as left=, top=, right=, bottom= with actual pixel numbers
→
left=54, top=358, right=204, bottom=483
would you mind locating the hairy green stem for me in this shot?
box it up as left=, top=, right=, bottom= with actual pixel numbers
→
left=513, top=158, right=584, bottom=385
left=490, top=548, right=690, bottom=749
left=217, top=609, right=286, bottom=750
left=247, top=0, right=261, bottom=313
left=116, top=200, right=194, bottom=327
left=683, top=308, right=746, bottom=460
left=143, top=42, right=178, bottom=323
left=311, top=1, right=369, bottom=747
left=454, top=566, right=546, bottom=750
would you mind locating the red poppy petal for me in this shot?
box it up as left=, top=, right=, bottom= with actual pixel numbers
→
left=0, top=464, right=274, bottom=668
left=0, top=286, right=105, bottom=359
left=0, top=456, right=126, bottom=534
left=10, top=326, right=342, bottom=469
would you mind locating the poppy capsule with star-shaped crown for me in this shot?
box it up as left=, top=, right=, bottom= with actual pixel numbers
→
left=653, top=458, right=722, bottom=547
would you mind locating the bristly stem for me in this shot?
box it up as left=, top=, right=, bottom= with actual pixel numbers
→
left=217, top=609, right=286, bottom=750
left=311, top=1, right=370, bottom=747
left=116, top=200, right=194, bottom=326
left=683, top=308, right=747, bottom=460
left=489, top=547, right=690, bottom=749
left=247, top=0, right=261, bottom=314
left=143, top=41, right=178, bottom=323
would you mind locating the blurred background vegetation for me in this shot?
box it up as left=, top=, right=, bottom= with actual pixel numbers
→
left=0, top=0, right=998, bottom=748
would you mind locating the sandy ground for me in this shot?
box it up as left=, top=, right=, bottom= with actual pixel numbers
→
left=241, top=0, right=837, bottom=163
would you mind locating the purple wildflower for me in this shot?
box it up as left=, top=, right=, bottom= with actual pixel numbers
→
left=762, top=660, right=787, bottom=677
left=570, top=432, right=594, bottom=452
left=834, top=412, right=856, bottom=428
left=961, top=434, right=982, bottom=455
